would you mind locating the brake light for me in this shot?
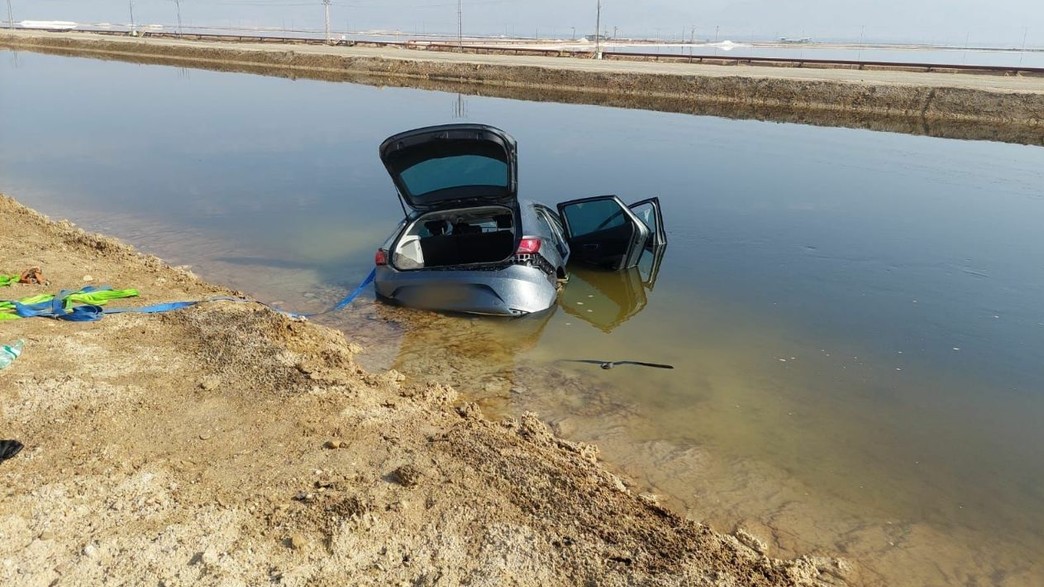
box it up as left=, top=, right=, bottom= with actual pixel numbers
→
left=516, top=237, right=542, bottom=254
left=374, top=248, right=388, bottom=266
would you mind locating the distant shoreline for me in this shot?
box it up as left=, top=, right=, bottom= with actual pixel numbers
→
left=2, top=29, right=1042, bottom=146
left=8, top=23, right=1044, bottom=53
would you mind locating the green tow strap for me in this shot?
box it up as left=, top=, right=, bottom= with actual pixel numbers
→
left=0, top=288, right=140, bottom=320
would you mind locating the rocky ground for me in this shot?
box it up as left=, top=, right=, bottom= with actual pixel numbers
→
left=0, top=193, right=851, bottom=585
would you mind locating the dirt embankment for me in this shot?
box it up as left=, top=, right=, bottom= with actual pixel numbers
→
left=0, top=194, right=851, bottom=585
left=2, top=30, right=1042, bottom=146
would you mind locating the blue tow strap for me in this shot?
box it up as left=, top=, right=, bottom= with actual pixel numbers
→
left=14, top=300, right=103, bottom=321
left=2, top=268, right=377, bottom=322
left=103, top=268, right=375, bottom=319
left=282, top=267, right=377, bottom=319
left=104, top=298, right=242, bottom=315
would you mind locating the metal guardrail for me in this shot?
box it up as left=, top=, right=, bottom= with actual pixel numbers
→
left=599, top=51, right=1044, bottom=77
left=84, top=28, right=400, bottom=49
left=61, top=29, right=1044, bottom=78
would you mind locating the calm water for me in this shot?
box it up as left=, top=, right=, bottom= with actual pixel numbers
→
left=3, top=51, right=1044, bottom=585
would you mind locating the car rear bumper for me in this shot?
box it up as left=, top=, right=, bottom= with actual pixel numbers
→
left=374, top=264, right=557, bottom=316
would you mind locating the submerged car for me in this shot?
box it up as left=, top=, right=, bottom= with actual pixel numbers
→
left=373, top=123, right=665, bottom=316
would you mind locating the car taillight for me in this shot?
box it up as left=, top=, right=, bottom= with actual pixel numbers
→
left=516, top=237, right=542, bottom=254
left=374, top=248, right=388, bottom=266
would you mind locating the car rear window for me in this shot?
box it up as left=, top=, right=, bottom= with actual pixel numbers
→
left=399, top=155, right=508, bottom=198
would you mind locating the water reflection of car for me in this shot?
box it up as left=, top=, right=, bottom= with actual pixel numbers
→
left=374, top=123, right=665, bottom=316
left=559, top=243, right=666, bottom=332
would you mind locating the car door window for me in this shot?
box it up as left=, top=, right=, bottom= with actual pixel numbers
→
left=557, top=195, right=650, bottom=271
left=535, top=207, right=569, bottom=257
left=628, top=197, right=667, bottom=248
left=563, top=199, right=627, bottom=236
left=544, top=209, right=567, bottom=241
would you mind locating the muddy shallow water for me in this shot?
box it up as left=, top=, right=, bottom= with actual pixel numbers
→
left=3, top=50, right=1044, bottom=584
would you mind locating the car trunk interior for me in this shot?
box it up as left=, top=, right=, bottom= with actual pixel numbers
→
left=392, top=206, right=516, bottom=269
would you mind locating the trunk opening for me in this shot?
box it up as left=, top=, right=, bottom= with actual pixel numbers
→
left=391, top=206, right=517, bottom=270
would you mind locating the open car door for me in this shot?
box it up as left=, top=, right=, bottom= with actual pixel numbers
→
left=556, top=195, right=664, bottom=271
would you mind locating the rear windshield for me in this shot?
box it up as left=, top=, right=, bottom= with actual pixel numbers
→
left=399, top=154, right=508, bottom=197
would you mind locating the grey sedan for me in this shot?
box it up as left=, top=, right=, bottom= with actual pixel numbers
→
left=374, top=123, right=665, bottom=316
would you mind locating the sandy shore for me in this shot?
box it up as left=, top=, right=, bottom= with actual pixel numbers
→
left=0, top=194, right=852, bottom=585
left=1, top=29, right=1042, bottom=146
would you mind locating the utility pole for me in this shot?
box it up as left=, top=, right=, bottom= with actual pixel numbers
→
left=129, top=0, right=136, bottom=36
left=323, top=0, right=331, bottom=44
left=594, top=0, right=601, bottom=58
left=173, top=0, right=183, bottom=37
left=456, top=0, right=463, bottom=51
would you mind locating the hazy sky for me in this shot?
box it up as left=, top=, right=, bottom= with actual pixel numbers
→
left=7, top=1, right=1042, bottom=46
